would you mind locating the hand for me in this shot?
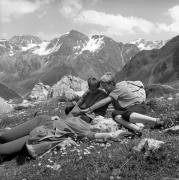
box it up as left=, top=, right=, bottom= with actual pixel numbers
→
left=71, top=110, right=82, bottom=116
left=81, top=108, right=90, bottom=113
left=71, top=106, right=82, bottom=116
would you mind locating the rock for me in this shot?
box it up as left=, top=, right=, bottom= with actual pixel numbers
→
left=133, top=138, right=165, bottom=152
left=161, top=177, right=179, bottom=180
left=51, top=75, right=88, bottom=101
left=0, top=97, right=13, bottom=114
left=13, top=100, right=35, bottom=110
left=163, top=125, right=179, bottom=134
left=29, top=82, right=50, bottom=101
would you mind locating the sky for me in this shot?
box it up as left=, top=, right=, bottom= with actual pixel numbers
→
left=0, top=0, right=179, bottom=42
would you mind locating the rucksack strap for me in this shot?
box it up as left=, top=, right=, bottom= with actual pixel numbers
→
left=127, top=81, right=144, bottom=89
left=127, top=81, right=144, bottom=93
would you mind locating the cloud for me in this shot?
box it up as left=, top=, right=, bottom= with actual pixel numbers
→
left=1, top=33, right=9, bottom=39
left=37, top=10, right=47, bottom=19
left=74, top=10, right=155, bottom=36
left=58, top=0, right=101, bottom=18
left=59, top=0, right=82, bottom=18
left=0, top=0, right=42, bottom=22
left=58, top=1, right=156, bottom=37
left=157, top=5, right=179, bottom=33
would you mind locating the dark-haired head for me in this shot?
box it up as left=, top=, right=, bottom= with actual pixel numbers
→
left=87, top=77, right=100, bottom=92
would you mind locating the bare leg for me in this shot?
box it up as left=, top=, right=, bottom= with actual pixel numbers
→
left=115, top=115, right=142, bottom=132
left=94, top=132, right=113, bottom=139
left=130, top=112, right=159, bottom=126
left=0, top=115, right=50, bottom=142
left=0, top=136, right=29, bottom=155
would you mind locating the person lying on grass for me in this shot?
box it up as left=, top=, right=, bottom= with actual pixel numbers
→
left=65, top=76, right=110, bottom=123
left=81, top=72, right=164, bottom=137
left=0, top=105, right=132, bottom=160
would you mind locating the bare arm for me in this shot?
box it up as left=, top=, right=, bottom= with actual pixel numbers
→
left=76, top=90, right=89, bottom=107
left=82, top=96, right=113, bottom=113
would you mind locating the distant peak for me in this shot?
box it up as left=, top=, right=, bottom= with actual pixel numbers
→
left=10, top=35, right=42, bottom=45
left=91, top=35, right=105, bottom=39
left=69, top=29, right=78, bottom=33
left=68, top=30, right=87, bottom=37
left=129, top=38, right=167, bottom=50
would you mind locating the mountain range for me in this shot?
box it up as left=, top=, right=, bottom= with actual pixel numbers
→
left=129, top=38, right=167, bottom=50
left=0, top=30, right=169, bottom=98
left=115, top=35, right=179, bottom=86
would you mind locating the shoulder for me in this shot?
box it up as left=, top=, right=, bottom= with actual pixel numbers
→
left=116, top=81, right=128, bottom=89
left=97, top=89, right=107, bottom=94
left=95, top=89, right=108, bottom=98
left=82, top=90, right=90, bottom=97
left=112, top=81, right=127, bottom=93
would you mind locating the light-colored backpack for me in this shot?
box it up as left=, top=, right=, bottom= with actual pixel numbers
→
left=126, top=81, right=146, bottom=102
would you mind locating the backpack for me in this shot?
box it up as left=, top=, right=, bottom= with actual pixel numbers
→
left=126, top=81, right=146, bottom=102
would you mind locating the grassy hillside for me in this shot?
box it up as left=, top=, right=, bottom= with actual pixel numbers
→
left=0, top=97, right=179, bottom=179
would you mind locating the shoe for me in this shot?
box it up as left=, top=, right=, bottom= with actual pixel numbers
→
left=126, top=128, right=143, bottom=138
left=0, top=155, right=5, bottom=163
left=109, top=130, right=135, bottom=141
left=134, top=131, right=142, bottom=138
left=153, top=119, right=165, bottom=129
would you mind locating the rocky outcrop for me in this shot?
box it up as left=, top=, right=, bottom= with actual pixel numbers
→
left=0, top=97, right=13, bottom=114
left=133, top=138, right=165, bottom=152
left=13, top=100, right=35, bottom=110
left=29, top=82, right=50, bottom=101
left=51, top=75, right=88, bottom=101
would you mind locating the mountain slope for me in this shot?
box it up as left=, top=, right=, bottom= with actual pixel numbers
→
left=115, top=35, right=179, bottom=85
left=0, top=82, right=21, bottom=100
left=0, top=30, right=140, bottom=95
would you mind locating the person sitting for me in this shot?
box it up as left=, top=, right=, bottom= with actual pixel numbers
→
left=81, top=72, right=164, bottom=136
left=65, top=77, right=110, bottom=123
left=0, top=77, right=116, bottom=160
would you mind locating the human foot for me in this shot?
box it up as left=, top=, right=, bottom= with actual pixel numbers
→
left=152, top=118, right=165, bottom=129
left=109, top=130, right=135, bottom=141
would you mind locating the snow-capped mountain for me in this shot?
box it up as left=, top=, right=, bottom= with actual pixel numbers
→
left=0, top=31, right=138, bottom=57
left=0, top=29, right=177, bottom=97
left=0, top=30, right=140, bottom=95
left=129, top=38, right=167, bottom=50
left=20, top=32, right=105, bottom=56
left=0, top=39, right=20, bottom=56
left=9, top=35, right=42, bottom=46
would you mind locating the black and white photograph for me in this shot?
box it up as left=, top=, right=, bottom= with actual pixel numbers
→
left=0, top=0, right=179, bottom=179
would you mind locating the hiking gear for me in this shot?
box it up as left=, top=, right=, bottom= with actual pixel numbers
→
left=109, top=81, right=146, bottom=109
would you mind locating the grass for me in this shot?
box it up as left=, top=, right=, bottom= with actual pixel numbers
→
left=0, top=97, right=179, bottom=180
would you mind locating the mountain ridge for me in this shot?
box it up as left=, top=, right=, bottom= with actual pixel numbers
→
left=0, top=30, right=140, bottom=95
left=115, top=35, right=179, bottom=86
left=0, top=30, right=170, bottom=96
